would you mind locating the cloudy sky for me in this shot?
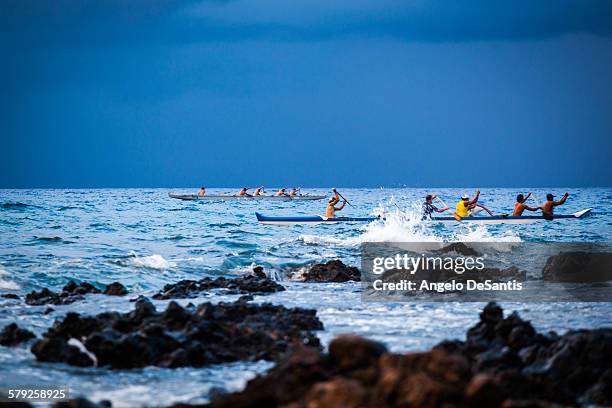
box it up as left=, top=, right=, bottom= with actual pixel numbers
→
left=2, top=0, right=612, bottom=187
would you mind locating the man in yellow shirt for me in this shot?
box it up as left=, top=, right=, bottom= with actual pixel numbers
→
left=455, top=190, right=480, bottom=218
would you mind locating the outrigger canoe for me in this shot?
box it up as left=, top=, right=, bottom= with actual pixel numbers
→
left=169, top=193, right=325, bottom=201
left=255, top=209, right=592, bottom=225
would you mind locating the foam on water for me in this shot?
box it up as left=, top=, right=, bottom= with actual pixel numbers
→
left=127, top=253, right=176, bottom=270
left=0, top=188, right=609, bottom=407
left=0, top=268, right=19, bottom=290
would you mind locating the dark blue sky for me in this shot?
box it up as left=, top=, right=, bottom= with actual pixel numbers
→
left=2, top=1, right=612, bottom=187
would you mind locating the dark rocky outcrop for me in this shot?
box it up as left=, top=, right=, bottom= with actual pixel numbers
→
left=434, top=242, right=481, bottom=256
left=193, top=303, right=611, bottom=408
left=25, top=281, right=128, bottom=306
left=103, top=282, right=128, bottom=296
left=300, top=260, right=361, bottom=282
left=0, top=323, right=36, bottom=346
left=542, top=251, right=612, bottom=282
left=31, top=297, right=322, bottom=369
left=1, top=293, right=20, bottom=299
left=152, top=274, right=284, bottom=300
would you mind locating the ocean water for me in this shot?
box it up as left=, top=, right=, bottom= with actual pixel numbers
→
left=1, top=188, right=611, bottom=407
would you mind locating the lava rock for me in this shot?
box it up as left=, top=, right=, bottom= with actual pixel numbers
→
left=0, top=323, right=36, bottom=346
left=542, top=251, right=612, bottom=282
left=25, top=281, right=129, bottom=305
left=300, top=260, right=361, bottom=282
left=31, top=299, right=322, bottom=370
left=102, top=282, right=128, bottom=296
left=195, top=302, right=611, bottom=408
left=435, top=242, right=481, bottom=256
left=152, top=274, right=284, bottom=299
left=1, top=293, right=20, bottom=299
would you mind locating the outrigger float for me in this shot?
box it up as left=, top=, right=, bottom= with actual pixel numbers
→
left=169, top=193, right=325, bottom=201
left=255, top=209, right=592, bottom=226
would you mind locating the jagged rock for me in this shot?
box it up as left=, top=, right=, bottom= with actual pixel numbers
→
left=102, top=282, right=128, bottom=296
left=25, top=281, right=128, bottom=305
left=300, top=260, right=361, bottom=282
left=0, top=323, right=36, bottom=346
left=435, top=242, right=481, bottom=256
left=31, top=298, right=322, bottom=369
left=252, top=266, right=266, bottom=279
left=194, top=302, right=611, bottom=408
left=542, top=251, right=612, bottom=282
left=152, top=274, right=284, bottom=299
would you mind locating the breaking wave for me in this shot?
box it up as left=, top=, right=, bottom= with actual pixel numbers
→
left=0, top=269, right=19, bottom=290
left=126, top=253, right=176, bottom=270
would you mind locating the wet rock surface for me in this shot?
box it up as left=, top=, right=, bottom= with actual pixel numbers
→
left=31, top=297, right=322, bottom=369
left=152, top=274, right=285, bottom=299
left=195, top=303, right=611, bottom=408
left=0, top=323, right=36, bottom=346
left=300, top=260, right=361, bottom=282
left=25, top=281, right=128, bottom=305
left=542, top=251, right=612, bottom=282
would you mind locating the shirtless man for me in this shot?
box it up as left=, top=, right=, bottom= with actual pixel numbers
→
left=512, top=192, right=539, bottom=216
left=236, top=187, right=250, bottom=196
left=541, top=192, right=569, bottom=220
left=274, top=188, right=287, bottom=197
left=197, top=187, right=206, bottom=197
left=288, top=188, right=300, bottom=197
left=326, top=188, right=346, bottom=218
left=253, top=186, right=265, bottom=196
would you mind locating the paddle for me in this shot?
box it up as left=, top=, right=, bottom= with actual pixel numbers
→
left=529, top=193, right=540, bottom=208
left=435, top=195, right=449, bottom=211
left=335, top=190, right=354, bottom=208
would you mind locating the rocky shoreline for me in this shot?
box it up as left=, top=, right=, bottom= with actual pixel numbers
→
left=1, top=256, right=611, bottom=407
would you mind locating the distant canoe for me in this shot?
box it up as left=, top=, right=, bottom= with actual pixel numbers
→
left=255, top=209, right=592, bottom=225
left=169, top=193, right=325, bottom=202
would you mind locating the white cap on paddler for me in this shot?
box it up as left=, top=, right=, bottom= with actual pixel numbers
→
left=461, top=194, right=469, bottom=199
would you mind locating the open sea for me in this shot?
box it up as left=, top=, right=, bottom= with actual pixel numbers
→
left=1, top=188, right=611, bottom=407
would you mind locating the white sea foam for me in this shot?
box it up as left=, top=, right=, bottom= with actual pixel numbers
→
left=298, top=203, right=441, bottom=247
left=128, top=253, right=175, bottom=270
left=0, top=268, right=19, bottom=290
left=453, top=225, right=522, bottom=244
left=68, top=338, right=98, bottom=367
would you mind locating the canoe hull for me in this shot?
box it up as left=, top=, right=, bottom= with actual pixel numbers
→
left=169, top=193, right=325, bottom=202
left=255, top=213, right=378, bottom=225
left=255, top=209, right=592, bottom=226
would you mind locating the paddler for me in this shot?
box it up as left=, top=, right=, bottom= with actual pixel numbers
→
left=541, top=192, right=569, bottom=220
left=253, top=186, right=266, bottom=196
left=455, top=190, right=480, bottom=218
left=236, top=187, right=251, bottom=196
left=513, top=192, right=539, bottom=216
left=197, top=187, right=206, bottom=197
left=288, top=187, right=300, bottom=197
left=326, top=188, right=346, bottom=218
left=422, top=194, right=449, bottom=219
left=274, top=188, right=287, bottom=196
